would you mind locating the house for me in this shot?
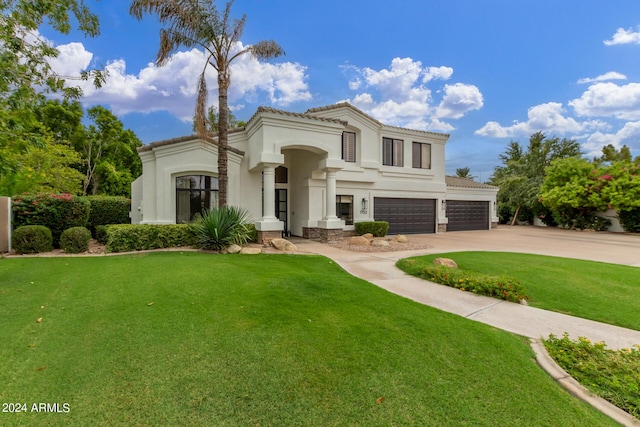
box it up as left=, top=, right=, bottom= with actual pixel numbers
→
left=130, top=102, right=498, bottom=242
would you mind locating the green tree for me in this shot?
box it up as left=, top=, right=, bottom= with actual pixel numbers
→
left=455, top=167, right=475, bottom=180
left=0, top=0, right=103, bottom=175
left=491, top=132, right=581, bottom=225
left=130, top=0, right=284, bottom=206
left=77, top=106, right=142, bottom=196
left=193, top=105, right=246, bottom=133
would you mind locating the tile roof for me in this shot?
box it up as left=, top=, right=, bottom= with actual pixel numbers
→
left=246, top=106, right=348, bottom=127
left=138, top=134, right=245, bottom=155
left=445, top=175, right=498, bottom=189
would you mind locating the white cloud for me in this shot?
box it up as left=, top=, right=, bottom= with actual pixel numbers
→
left=475, top=102, right=605, bottom=137
left=577, top=71, right=627, bottom=84
left=581, top=121, right=640, bottom=155
left=604, top=27, right=640, bottom=45
left=569, top=82, right=640, bottom=120
left=50, top=41, right=311, bottom=121
left=344, top=57, right=483, bottom=131
left=435, top=83, right=483, bottom=119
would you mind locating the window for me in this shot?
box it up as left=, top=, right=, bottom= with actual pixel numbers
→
left=342, top=131, right=356, bottom=162
left=336, top=195, right=353, bottom=225
left=176, top=175, right=218, bottom=223
left=275, top=166, right=288, bottom=183
left=412, top=142, right=431, bottom=169
left=382, top=137, right=403, bottom=166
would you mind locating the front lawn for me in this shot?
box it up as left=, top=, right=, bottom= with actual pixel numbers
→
left=0, top=253, right=614, bottom=426
left=397, top=252, right=640, bottom=331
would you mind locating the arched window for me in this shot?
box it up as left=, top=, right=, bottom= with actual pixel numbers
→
left=176, top=175, right=218, bottom=223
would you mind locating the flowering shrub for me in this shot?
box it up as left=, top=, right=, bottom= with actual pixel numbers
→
left=396, top=258, right=528, bottom=303
left=12, top=193, right=90, bottom=247
left=544, top=333, right=640, bottom=419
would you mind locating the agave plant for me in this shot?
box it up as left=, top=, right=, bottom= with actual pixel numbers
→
left=191, top=206, right=253, bottom=251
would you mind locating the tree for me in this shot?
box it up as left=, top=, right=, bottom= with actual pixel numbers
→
left=192, top=105, right=246, bottom=133
left=0, top=0, right=103, bottom=175
left=490, top=132, right=581, bottom=225
left=130, top=0, right=284, bottom=207
left=455, top=167, right=475, bottom=180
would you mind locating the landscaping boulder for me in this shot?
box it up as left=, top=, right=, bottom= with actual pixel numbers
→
left=240, top=247, right=261, bottom=255
left=225, top=244, right=242, bottom=254
left=350, top=236, right=370, bottom=246
left=270, top=238, right=298, bottom=252
left=371, top=239, right=390, bottom=247
left=396, top=234, right=409, bottom=243
left=433, top=257, right=458, bottom=268
left=362, top=233, right=373, bottom=239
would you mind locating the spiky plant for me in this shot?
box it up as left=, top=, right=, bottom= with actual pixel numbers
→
left=190, top=206, right=252, bottom=251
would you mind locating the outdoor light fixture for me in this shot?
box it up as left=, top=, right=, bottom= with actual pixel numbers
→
left=361, top=198, right=368, bottom=214
left=441, top=199, right=447, bottom=210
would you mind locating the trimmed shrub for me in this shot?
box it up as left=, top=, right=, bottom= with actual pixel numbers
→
left=60, top=226, right=92, bottom=253
left=105, top=224, right=196, bottom=253
left=354, top=221, right=389, bottom=237
left=12, top=225, right=53, bottom=254
left=86, top=196, right=131, bottom=236
left=191, top=206, right=253, bottom=251
left=12, top=193, right=90, bottom=247
left=397, top=258, right=528, bottom=303
left=95, top=225, right=108, bottom=245
left=619, top=208, right=640, bottom=233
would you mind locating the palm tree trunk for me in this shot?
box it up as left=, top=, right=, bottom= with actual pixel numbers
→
left=217, top=74, right=229, bottom=207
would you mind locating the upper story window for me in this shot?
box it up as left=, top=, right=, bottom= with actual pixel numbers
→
left=382, top=137, right=403, bottom=166
left=342, top=131, right=356, bottom=162
left=412, top=142, right=431, bottom=169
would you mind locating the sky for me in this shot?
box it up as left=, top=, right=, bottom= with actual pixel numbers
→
left=39, top=0, right=640, bottom=180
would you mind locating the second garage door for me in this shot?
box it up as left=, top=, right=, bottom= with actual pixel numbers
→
left=374, top=197, right=436, bottom=234
left=446, top=200, right=489, bottom=231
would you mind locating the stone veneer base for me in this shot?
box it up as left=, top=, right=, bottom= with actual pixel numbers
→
left=257, top=230, right=282, bottom=245
left=319, top=228, right=343, bottom=244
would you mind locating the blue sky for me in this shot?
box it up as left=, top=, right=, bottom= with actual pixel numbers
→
left=41, top=0, right=640, bottom=180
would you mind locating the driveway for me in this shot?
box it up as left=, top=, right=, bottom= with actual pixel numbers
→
left=406, top=225, right=640, bottom=267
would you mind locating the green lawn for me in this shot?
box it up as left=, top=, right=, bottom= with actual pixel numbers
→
left=397, top=252, right=640, bottom=331
left=0, top=253, right=615, bottom=426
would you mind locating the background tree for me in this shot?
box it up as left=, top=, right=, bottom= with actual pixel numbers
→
left=490, top=132, right=581, bottom=225
left=192, top=105, right=246, bottom=133
left=130, top=0, right=284, bottom=206
left=455, top=167, right=475, bottom=180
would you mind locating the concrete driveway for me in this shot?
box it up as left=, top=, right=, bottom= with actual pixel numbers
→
left=406, top=225, right=640, bottom=267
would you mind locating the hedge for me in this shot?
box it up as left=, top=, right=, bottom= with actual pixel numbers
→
left=104, top=224, right=197, bottom=253
left=86, top=195, right=131, bottom=236
left=60, top=226, right=92, bottom=253
left=12, top=193, right=90, bottom=247
left=354, top=221, right=389, bottom=237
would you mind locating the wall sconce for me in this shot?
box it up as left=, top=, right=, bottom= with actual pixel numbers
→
left=441, top=199, right=447, bottom=210
left=361, top=198, right=368, bottom=214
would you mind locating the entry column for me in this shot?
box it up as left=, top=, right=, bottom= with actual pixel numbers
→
left=255, top=163, right=284, bottom=243
left=317, top=167, right=345, bottom=243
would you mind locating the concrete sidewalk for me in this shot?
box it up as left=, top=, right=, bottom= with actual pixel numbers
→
left=292, top=226, right=640, bottom=350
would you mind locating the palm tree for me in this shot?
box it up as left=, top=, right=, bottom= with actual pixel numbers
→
left=130, top=0, right=284, bottom=206
left=455, top=167, right=475, bottom=180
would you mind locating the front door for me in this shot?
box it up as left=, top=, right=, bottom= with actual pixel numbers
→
left=275, top=189, right=287, bottom=234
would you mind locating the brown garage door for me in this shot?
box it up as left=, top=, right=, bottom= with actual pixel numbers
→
left=374, top=197, right=436, bottom=234
left=446, top=201, right=489, bottom=231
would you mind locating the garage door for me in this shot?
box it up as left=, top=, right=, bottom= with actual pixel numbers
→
left=446, top=201, right=489, bottom=231
left=374, top=197, right=436, bottom=234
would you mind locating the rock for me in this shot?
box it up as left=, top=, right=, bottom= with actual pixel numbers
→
left=371, top=239, right=390, bottom=247
left=225, top=244, right=242, bottom=254
left=433, top=257, right=458, bottom=268
left=519, top=299, right=528, bottom=306
left=270, top=238, right=298, bottom=252
left=350, top=236, right=370, bottom=246
left=396, top=234, right=409, bottom=243
left=362, top=233, right=374, bottom=239
left=240, top=247, right=261, bottom=255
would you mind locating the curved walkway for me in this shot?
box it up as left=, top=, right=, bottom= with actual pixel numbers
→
left=295, top=225, right=640, bottom=349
